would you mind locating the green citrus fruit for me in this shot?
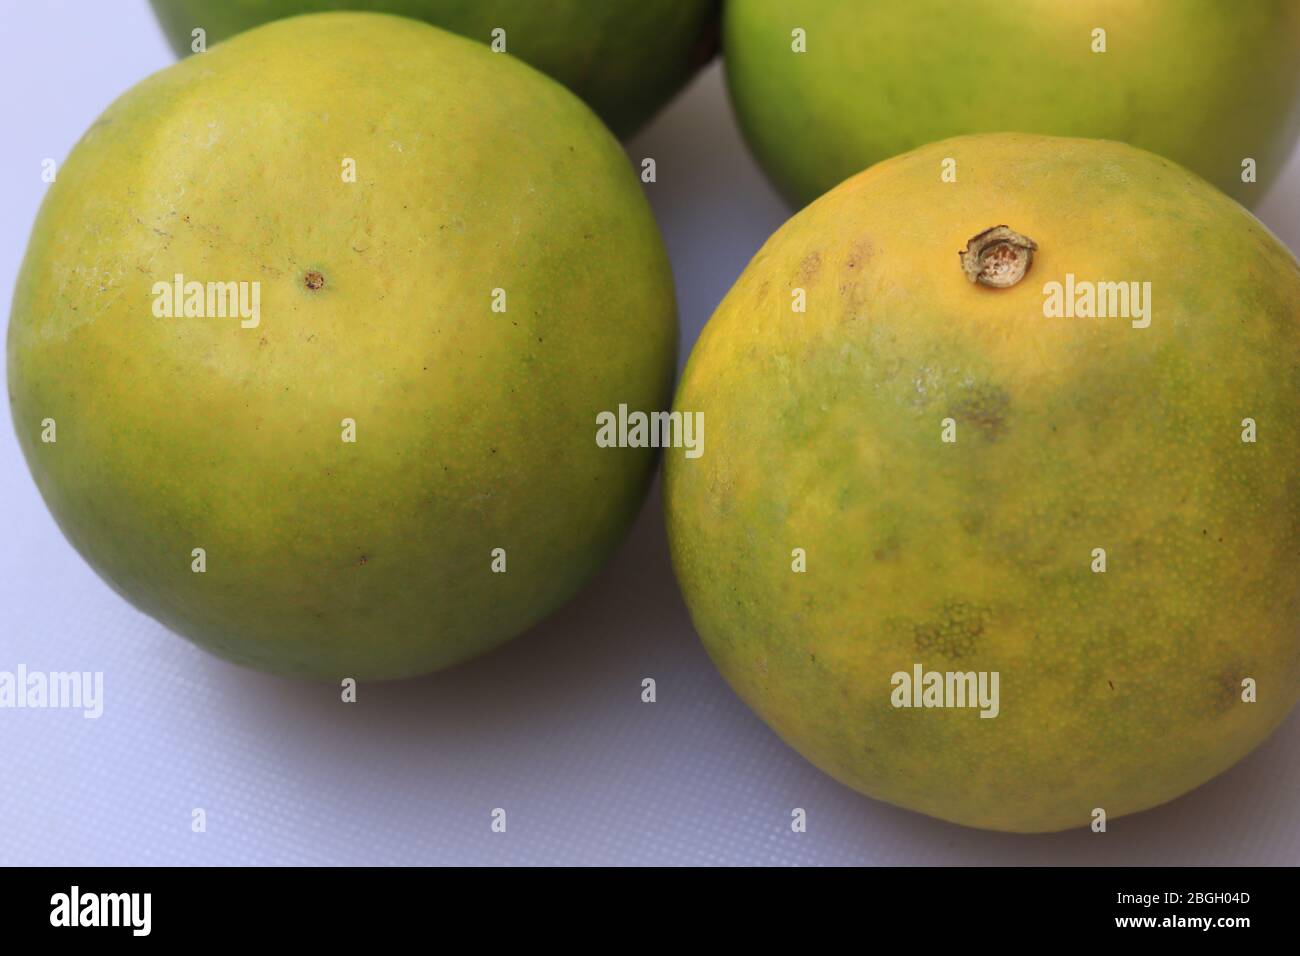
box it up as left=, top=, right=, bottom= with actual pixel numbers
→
left=725, top=0, right=1300, bottom=206
left=9, top=13, right=676, bottom=679
left=150, top=0, right=719, bottom=137
left=665, top=133, right=1300, bottom=832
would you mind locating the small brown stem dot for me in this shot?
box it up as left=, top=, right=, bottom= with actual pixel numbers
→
left=304, top=271, right=325, bottom=290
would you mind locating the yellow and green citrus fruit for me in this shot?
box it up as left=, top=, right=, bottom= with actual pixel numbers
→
left=8, top=13, right=676, bottom=679
left=150, top=0, right=720, bottom=137
left=665, top=133, right=1300, bottom=832
left=725, top=0, right=1300, bottom=206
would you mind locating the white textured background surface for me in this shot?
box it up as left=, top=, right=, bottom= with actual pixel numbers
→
left=1, top=0, right=1298, bottom=866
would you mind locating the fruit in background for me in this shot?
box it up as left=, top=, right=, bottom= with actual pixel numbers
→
left=664, top=133, right=1300, bottom=832
left=8, top=13, right=677, bottom=679
left=724, top=0, right=1300, bottom=206
left=149, top=0, right=719, bottom=138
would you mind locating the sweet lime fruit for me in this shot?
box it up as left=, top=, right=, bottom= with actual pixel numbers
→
left=150, top=0, right=719, bottom=137
left=9, top=13, right=676, bottom=679
left=725, top=0, right=1300, bottom=206
left=664, top=133, right=1300, bottom=832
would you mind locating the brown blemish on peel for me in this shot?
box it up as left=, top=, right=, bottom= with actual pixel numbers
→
left=911, top=600, right=989, bottom=660
left=960, top=226, right=1037, bottom=288
left=845, top=238, right=873, bottom=271
left=954, top=381, right=1011, bottom=441
left=304, top=271, right=325, bottom=290
left=836, top=238, right=875, bottom=319
left=1210, top=668, right=1245, bottom=714
left=799, top=250, right=822, bottom=279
